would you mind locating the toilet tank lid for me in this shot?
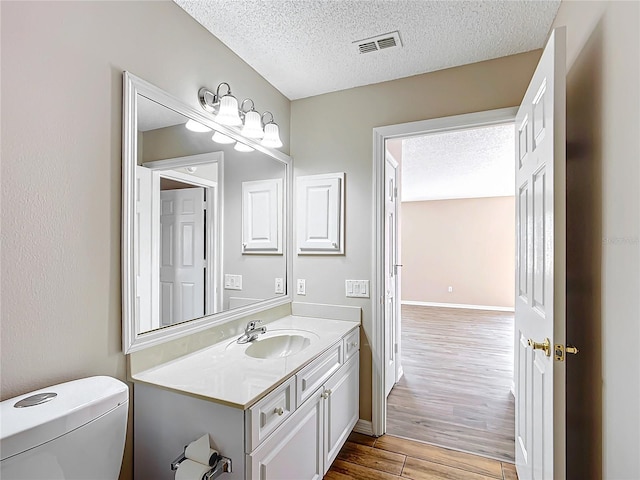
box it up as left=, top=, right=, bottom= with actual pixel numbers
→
left=0, top=376, right=128, bottom=461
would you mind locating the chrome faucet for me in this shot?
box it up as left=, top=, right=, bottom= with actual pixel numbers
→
left=237, top=320, right=267, bottom=344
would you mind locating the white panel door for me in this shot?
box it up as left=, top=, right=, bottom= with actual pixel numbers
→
left=384, top=155, right=400, bottom=397
left=515, top=27, right=566, bottom=480
left=242, top=178, right=283, bottom=254
left=159, top=187, right=206, bottom=326
left=135, top=166, right=156, bottom=332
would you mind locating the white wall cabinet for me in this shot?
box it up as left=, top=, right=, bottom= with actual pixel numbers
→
left=242, top=178, right=283, bottom=254
left=296, top=173, right=344, bottom=255
left=134, top=327, right=359, bottom=480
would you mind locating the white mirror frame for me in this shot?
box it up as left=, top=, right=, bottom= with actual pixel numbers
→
left=122, top=71, right=293, bottom=353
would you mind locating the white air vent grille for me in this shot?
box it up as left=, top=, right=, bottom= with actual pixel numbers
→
left=353, top=30, right=402, bottom=55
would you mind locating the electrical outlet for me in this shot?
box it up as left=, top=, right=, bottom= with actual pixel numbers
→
left=275, top=278, right=284, bottom=294
left=297, top=279, right=306, bottom=295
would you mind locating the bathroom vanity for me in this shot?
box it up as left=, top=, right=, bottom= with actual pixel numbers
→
left=132, top=315, right=359, bottom=480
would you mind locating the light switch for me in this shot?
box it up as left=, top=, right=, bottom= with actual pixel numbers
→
left=224, top=274, right=243, bottom=290
left=275, top=278, right=284, bottom=294
left=345, top=280, right=369, bottom=298
left=297, top=279, right=306, bottom=295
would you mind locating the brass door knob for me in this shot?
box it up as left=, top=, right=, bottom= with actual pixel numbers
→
left=528, top=337, right=551, bottom=357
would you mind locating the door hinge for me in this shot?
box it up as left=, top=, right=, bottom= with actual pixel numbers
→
left=554, top=344, right=579, bottom=362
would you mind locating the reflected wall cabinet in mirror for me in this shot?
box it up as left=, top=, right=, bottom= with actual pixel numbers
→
left=122, top=72, right=292, bottom=353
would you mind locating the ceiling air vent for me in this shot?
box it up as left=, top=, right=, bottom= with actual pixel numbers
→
left=353, top=30, right=402, bottom=55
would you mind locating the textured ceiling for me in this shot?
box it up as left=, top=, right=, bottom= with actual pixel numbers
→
left=400, top=123, right=515, bottom=202
left=174, top=0, right=560, bottom=100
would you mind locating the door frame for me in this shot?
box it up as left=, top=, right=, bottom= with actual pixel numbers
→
left=371, top=106, right=518, bottom=436
left=143, top=152, right=224, bottom=318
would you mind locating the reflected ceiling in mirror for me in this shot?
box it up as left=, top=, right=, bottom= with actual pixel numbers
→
left=123, top=72, right=292, bottom=353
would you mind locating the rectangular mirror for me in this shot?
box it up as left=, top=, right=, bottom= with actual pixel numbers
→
left=123, top=72, right=292, bottom=353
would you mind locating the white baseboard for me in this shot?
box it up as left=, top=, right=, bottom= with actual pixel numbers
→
left=353, top=419, right=375, bottom=436
left=401, top=300, right=514, bottom=313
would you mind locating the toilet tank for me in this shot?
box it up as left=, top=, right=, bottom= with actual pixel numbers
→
left=0, top=376, right=129, bottom=480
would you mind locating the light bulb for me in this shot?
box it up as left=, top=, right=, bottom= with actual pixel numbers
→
left=234, top=142, right=254, bottom=153
left=185, top=119, right=211, bottom=133
left=212, top=131, right=235, bottom=144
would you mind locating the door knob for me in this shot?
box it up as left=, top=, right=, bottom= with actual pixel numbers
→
left=274, top=407, right=284, bottom=416
left=528, top=337, right=551, bottom=357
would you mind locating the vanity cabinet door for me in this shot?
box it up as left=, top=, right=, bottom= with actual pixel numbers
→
left=248, top=388, right=324, bottom=480
left=323, top=355, right=360, bottom=472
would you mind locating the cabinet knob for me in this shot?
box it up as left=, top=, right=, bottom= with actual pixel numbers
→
left=351, top=342, right=357, bottom=348
left=321, top=389, right=332, bottom=399
left=274, top=407, right=284, bottom=416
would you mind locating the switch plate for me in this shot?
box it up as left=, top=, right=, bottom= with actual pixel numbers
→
left=224, top=274, right=243, bottom=290
left=448, top=286, right=453, bottom=293
left=297, top=279, right=306, bottom=295
left=345, top=280, right=370, bottom=298
left=275, top=278, right=284, bottom=294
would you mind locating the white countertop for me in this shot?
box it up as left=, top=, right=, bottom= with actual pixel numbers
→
left=131, top=315, right=359, bottom=409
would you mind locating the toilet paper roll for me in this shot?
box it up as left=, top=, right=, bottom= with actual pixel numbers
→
left=184, top=434, right=219, bottom=466
left=174, top=459, right=210, bottom=480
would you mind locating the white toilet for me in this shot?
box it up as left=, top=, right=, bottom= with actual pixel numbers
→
left=0, top=376, right=128, bottom=480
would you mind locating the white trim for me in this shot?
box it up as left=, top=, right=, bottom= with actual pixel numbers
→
left=291, top=302, right=362, bottom=322
left=401, top=300, right=515, bottom=312
left=371, top=107, right=518, bottom=437
left=353, top=419, right=375, bottom=437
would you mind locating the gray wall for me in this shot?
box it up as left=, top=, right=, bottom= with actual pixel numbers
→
left=1, top=2, right=290, bottom=479
left=290, top=50, right=542, bottom=421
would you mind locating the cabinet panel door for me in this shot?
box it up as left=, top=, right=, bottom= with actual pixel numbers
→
left=324, top=355, right=360, bottom=471
left=248, top=388, right=324, bottom=480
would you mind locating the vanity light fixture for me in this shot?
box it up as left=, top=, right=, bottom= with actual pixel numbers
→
left=234, top=142, right=255, bottom=153
left=212, top=131, right=235, bottom=144
left=261, top=112, right=283, bottom=149
left=198, top=83, right=242, bottom=126
left=184, top=119, right=212, bottom=133
left=240, top=99, right=264, bottom=139
left=198, top=82, right=283, bottom=150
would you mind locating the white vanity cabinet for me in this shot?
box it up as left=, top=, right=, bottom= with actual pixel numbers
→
left=247, top=355, right=359, bottom=479
left=133, top=325, right=360, bottom=480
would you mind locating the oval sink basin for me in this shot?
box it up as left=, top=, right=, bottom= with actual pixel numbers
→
left=245, top=334, right=312, bottom=359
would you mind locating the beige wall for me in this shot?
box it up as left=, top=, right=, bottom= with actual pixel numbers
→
left=291, top=50, right=541, bottom=421
left=401, top=197, right=515, bottom=308
left=551, top=2, right=640, bottom=479
left=0, top=2, right=289, bottom=479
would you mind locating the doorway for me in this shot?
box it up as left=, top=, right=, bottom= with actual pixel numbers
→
left=371, top=107, right=518, bottom=462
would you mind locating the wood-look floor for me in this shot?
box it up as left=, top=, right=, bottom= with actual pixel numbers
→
left=325, top=432, right=518, bottom=480
left=386, top=306, right=515, bottom=462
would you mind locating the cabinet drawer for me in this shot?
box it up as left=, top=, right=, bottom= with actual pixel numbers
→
left=296, top=342, right=343, bottom=405
left=246, top=376, right=296, bottom=451
left=343, top=328, right=360, bottom=362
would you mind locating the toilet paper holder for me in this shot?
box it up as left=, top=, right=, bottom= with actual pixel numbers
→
left=171, top=447, right=232, bottom=479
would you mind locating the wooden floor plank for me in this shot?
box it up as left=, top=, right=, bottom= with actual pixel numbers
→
left=375, top=435, right=503, bottom=479
left=401, top=456, right=498, bottom=480
left=347, top=431, right=377, bottom=447
left=336, top=441, right=406, bottom=475
left=387, top=306, right=515, bottom=462
left=501, top=462, right=518, bottom=480
left=328, top=459, right=402, bottom=480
